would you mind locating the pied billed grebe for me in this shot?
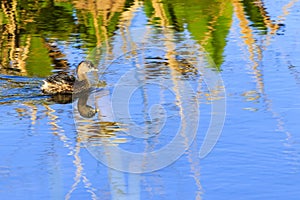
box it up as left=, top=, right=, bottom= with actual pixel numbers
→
left=41, top=61, right=97, bottom=95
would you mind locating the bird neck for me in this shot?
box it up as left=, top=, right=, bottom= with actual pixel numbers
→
left=77, top=72, right=88, bottom=82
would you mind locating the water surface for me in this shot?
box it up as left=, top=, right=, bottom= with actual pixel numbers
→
left=1, top=0, right=300, bottom=199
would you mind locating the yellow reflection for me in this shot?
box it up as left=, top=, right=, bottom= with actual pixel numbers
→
left=242, top=90, right=260, bottom=102
left=0, top=0, right=27, bottom=75
left=77, top=121, right=126, bottom=144
left=43, top=102, right=98, bottom=199
left=278, top=0, right=300, bottom=23
left=199, top=1, right=228, bottom=48
left=150, top=0, right=203, bottom=197
left=232, top=0, right=294, bottom=141
left=43, top=104, right=60, bottom=135
left=23, top=103, right=37, bottom=126
left=71, top=0, right=128, bottom=48
left=65, top=143, right=97, bottom=200
left=254, top=0, right=280, bottom=34
left=232, top=0, right=264, bottom=94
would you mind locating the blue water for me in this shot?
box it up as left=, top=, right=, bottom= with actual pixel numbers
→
left=1, top=0, right=300, bottom=199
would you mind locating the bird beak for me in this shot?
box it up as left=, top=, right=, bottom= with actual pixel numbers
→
left=89, top=68, right=98, bottom=72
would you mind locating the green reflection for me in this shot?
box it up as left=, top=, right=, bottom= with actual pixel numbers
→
left=0, top=0, right=134, bottom=77
left=75, top=0, right=134, bottom=50
left=242, top=0, right=268, bottom=34
left=0, top=0, right=271, bottom=76
left=17, top=0, right=75, bottom=37
left=166, top=0, right=233, bottom=70
left=144, top=0, right=233, bottom=70
left=26, top=36, right=52, bottom=77
left=0, top=0, right=76, bottom=77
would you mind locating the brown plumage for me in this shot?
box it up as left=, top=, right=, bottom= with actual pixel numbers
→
left=41, top=61, right=97, bottom=95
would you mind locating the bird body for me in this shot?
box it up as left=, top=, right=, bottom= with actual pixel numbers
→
left=41, top=61, right=96, bottom=95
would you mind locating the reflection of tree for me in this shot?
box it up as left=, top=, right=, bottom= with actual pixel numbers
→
left=72, top=0, right=134, bottom=51
left=0, top=0, right=134, bottom=76
left=144, top=0, right=233, bottom=69
left=16, top=0, right=75, bottom=36
left=242, top=0, right=268, bottom=33
left=0, top=0, right=72, bottom=76
left=0, top=0, right=26, bottom=75
left=36, top=2, right=75, bottom=36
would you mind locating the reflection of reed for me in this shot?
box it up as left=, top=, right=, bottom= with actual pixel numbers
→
left=65, top=144, right=84, bottom=200
left=150, top=0, right=203, bottom=197
left=65, top=143, right=97, bottom=200
left=233, top=0, right=293, bottom=141
left=71, top=0, right=127, bottom=47
left=254, top=0, right=280, bottom=34
left=0, top=0, right=27, bottom=75
left=23, top=102, right=37, bottom=126
left=43, top=103, right=98, bottom=199
left=277, top=0, right=300, bottom=23
left=232, top=0, right=264, bottom=93
left=45, top=42, right=69, bottom=69
left=187, top=142, right=203, bottom=199
left=288, top=65, right=300, bottom=86
left=118, top=0, right=160, bottom=138
left=199, top=1, right=227, bottom=48
left=84, top=0, right=201, bottom=196
left=118, top=0, right=141, bottom=52
left=265, top=0, right=299, bottom=45
left=72, top=0, right=126, bottom=13
left=118, top=2, right=169, bottom=196
left=77, top=90, right=128, bottom=200
left=112, top=2, right=162, bottom=198
left=77, top=120, right=123, bottom=143
left=43, top=104, right=62, bottom=135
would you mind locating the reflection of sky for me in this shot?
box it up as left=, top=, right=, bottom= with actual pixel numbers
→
left=201, top=1, right=300, bottom=199
left=1, top=0, right=300, bottom=199
left=130, top=7, right=149, bottom=43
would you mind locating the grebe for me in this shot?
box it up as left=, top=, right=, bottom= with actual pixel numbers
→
left=41, top=61, right=97, bottom=95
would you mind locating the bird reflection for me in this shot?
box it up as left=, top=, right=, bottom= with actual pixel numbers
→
left=46, top=90, right=97, bottom=118
left=47, top=93, right=73, bottom=104
left=77, top=91, right=97, bottom=118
